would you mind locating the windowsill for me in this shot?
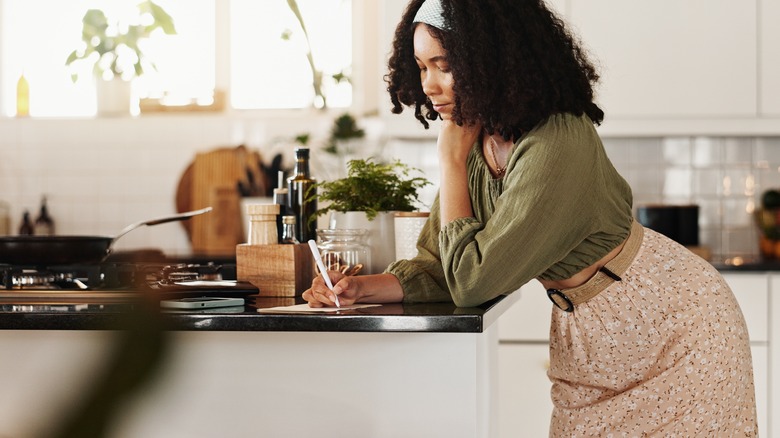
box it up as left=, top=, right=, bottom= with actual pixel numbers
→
left=0, top=107, right=358, bottom=121
left=5, top=112, right=780, bottom=138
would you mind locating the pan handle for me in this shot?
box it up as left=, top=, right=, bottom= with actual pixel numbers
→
left=111, top=207, right=213, bottom=244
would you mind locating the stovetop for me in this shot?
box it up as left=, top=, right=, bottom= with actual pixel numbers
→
left=0, top=261, right=258, bottom=303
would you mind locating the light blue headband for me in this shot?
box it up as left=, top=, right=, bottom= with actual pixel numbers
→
left=413, top=0, right=450, bottom=31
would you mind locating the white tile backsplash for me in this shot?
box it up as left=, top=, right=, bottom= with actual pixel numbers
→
left=692, top=137, right=724, bottom=166
left=755, top=138, right=780, bottom=164
left=1, top=114, right=778, bottom=261
left=661, top=168, right=693, bottom=198
left=662, top=137, right=692, bottom=166
left=606, top=135, right=780, bottom=260
left=723, top=137, right=754, bottom=164
left=0, top=116, right=293, bottom=255
left=0, top=113, right=408, bottom=256
left=629, top=138, right=663, bottom=165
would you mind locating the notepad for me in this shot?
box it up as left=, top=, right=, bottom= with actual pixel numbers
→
left=257, top=303, right=381, bottom=313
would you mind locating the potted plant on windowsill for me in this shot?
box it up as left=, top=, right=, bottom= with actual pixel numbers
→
left=321, top=112, right=366, bottom=179
left=313, top=158, right=431, bottom=274
left=65, top=0, right=176, bottom=116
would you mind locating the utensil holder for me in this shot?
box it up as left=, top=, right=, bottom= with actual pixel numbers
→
left=236, top=243, right=314, bottom=296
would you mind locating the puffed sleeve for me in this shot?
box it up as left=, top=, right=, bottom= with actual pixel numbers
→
left=384, top=193, right=453, bottom=303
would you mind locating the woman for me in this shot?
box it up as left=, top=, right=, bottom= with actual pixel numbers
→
left=303, top=0, right=758, bottom=435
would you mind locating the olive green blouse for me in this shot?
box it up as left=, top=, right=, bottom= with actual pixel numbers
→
left=385, top=113, right=633, bottom=307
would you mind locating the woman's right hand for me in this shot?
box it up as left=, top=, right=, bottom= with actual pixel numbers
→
left=437, top=120, right=481, bottom=225
left=437, top=119, right=481, bottom=167
left=302, top=271, right=361, bottom=307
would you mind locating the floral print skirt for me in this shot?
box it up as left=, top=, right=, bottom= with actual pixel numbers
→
left=548, top=226, right=758, bottom=437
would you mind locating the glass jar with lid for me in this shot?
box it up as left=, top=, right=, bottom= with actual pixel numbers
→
left=316, top=228, right=370, bottom=276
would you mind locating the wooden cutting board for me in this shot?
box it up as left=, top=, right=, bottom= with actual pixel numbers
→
left=175, top=145, right=268, bottom=255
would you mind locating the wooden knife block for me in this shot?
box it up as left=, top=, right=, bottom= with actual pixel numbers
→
left=236, top=243, right=314, bottom=297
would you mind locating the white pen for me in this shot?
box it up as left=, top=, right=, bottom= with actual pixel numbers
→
left=307, top=239, right=341, bottom=308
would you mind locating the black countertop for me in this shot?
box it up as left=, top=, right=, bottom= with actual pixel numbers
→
left=4, top=255, right=775, bottom=333
left=709, top=258, right=780, bottom=272
left=0, top=293, right=519, bottom=333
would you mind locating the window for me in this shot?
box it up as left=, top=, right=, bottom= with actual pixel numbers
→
left=0, top=0, right=353, bottom=117
left=230, top=0, right=352, bottom=109
left=134, top=0, right=216, bottom=104
left=2, top=0, right=97, bottom=117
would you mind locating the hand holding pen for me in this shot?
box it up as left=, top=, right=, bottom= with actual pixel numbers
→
left=307, top=240, right=342, bottom=307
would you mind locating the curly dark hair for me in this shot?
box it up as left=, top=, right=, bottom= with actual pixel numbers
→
left=385, top=0, right=604, bottom=139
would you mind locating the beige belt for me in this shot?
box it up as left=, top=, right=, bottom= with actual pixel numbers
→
left=547, top=220, right=644, bottom=312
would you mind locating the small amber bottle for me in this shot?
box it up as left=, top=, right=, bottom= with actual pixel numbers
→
left=18, top=211, right=34, bottom=235
left=280, top=215, right=299, bottom=244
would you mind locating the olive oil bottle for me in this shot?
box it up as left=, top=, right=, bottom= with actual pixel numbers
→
left=16, top=74, right=29, bottom=117
left=287, top=147, right=317, bottom=242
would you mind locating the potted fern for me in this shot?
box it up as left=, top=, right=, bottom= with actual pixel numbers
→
left=65, top=0, right=176, bottom=115
left=314, top=158, right=430, bottom=274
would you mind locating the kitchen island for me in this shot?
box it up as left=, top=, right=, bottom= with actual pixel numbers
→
left=0, top=292, right=520, bottom=438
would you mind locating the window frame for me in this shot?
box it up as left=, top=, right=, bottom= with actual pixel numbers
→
left=0, top=0, right=383, bottom=118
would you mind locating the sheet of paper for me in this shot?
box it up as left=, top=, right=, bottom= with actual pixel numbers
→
left=257, top=303, right=381, bottom=313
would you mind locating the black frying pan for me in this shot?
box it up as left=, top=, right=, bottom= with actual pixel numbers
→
left=0, top=207, right=212, bottom=266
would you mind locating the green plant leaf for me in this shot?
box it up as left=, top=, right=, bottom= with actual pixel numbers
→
left=66, top=1, right=176, bottom=81
left=143, top=0, right=177, bottom=34
left=312, top=158, right=431, bottom=220
left=295, top=133, right=310, bottom=145
left=330, top=113, right=365, bottom=140
left=325, top=113, right=365, bottom=155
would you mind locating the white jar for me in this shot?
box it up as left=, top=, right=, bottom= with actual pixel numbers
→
left=394, top=212, right=430, bottom=261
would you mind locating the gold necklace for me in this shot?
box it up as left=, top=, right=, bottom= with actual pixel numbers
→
left=486, top=133, right=507, bottom=177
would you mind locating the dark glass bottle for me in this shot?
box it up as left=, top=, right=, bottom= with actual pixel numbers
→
left=287, top=147, right=317, bottom=243
left=18, top=210, right=34, bottom=235
left=34, top=196, right=55, bottom=236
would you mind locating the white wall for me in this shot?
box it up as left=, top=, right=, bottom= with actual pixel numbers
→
left=1, top=0, right=778, bottom=260
left=0, top=112, right=380, bottom=255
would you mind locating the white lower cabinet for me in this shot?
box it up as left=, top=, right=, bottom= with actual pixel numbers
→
left=498, top=281, right=552, bottom=438
left=498, top=344, right=552, bottom=438
left=722, top=274, right=770, bottom=437
left=750, top=345, right=769, bottom=437
left=498, top=273, right=772, bottom=437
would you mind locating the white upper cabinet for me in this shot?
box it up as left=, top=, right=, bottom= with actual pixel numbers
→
left=568, top=0, right=757, bottom=119
left=761, top=0, right=780, bottom=117
left=379, top=0, right=777, bottom=136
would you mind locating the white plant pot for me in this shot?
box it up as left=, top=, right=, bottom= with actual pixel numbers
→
left=329, top=211, right=395, bottom=275
left=394, top=212, right=430, bottom=262
left=96, top=78, right=132, bottom=117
